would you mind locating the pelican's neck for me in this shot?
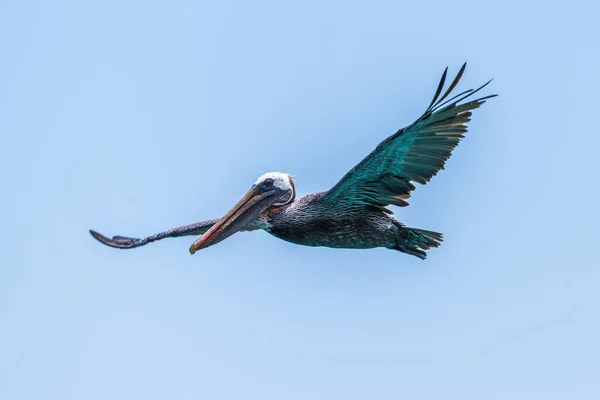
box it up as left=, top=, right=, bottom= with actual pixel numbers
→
left=256, top=201, right=295, bottom=229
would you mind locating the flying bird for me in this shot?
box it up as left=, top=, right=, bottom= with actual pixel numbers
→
left=90, top=63, right=495, bottom=259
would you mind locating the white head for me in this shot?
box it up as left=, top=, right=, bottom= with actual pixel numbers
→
left=188, top=171, right=296, bottom=253
left=254, top=172, right=295, bottom=206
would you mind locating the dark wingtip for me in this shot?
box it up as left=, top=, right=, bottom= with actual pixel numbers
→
left=435, top=63, right=468, bottom=107
left=89, top=229, right=140, bottom=249
left=90, top=229, right=115, bottom=247
left=89, top=229, right=107, bottom=243
left=427, top=66, right=449, bottom=111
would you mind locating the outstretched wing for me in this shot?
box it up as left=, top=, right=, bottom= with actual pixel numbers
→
left=90, top=218, right=259, bottom=249
left=322, top=63, right=496, bottom=210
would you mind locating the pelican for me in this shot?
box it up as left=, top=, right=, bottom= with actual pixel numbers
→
left=90, top=63, right=495, bottom=259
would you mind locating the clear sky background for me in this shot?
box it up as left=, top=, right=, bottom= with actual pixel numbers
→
left=1, top=0, right=599, bottom=399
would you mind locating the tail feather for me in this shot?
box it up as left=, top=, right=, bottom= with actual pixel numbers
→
left=409, top=228, right=443, bottom=249
left=393, top=226, right=443, bottom=260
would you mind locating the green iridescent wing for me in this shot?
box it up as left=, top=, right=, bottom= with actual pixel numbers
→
left=323, top=63, right=496, bottom=210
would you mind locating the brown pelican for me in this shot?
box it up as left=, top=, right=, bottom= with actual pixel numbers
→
left=90, top=63, right=495, bottom=259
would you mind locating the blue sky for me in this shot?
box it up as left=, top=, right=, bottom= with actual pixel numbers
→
left=1, top=0, right=599, bottom=399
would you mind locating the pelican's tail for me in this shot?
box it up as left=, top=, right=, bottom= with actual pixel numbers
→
left=392, top=225, right=443, bottom=260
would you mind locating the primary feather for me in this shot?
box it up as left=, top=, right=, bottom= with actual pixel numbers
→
left=322, top=62, right=496, bottom=210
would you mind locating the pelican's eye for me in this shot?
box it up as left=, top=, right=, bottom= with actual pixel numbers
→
left=264, top=178, right=274, bottom=187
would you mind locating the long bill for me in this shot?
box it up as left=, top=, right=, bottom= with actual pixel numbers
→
left=189, top=185, right=287, bottom=254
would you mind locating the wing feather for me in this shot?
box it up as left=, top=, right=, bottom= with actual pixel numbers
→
left=322, top=63, right=496, bottom=209
left=90, top=218, right=259, bottom=249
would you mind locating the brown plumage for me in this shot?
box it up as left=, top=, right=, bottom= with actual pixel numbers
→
left=90, top=63, right=496, bottom=259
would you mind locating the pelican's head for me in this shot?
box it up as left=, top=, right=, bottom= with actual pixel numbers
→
left=253, top=172, right=295, bottom=206
left=189, top=172, right=295, bottom=254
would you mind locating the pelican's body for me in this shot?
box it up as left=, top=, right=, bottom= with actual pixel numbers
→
left=91, top=63, right=495, bottom=259
left=265, top=192, right=394, bottom=248
left=257, top=192, right=440, bottom=258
